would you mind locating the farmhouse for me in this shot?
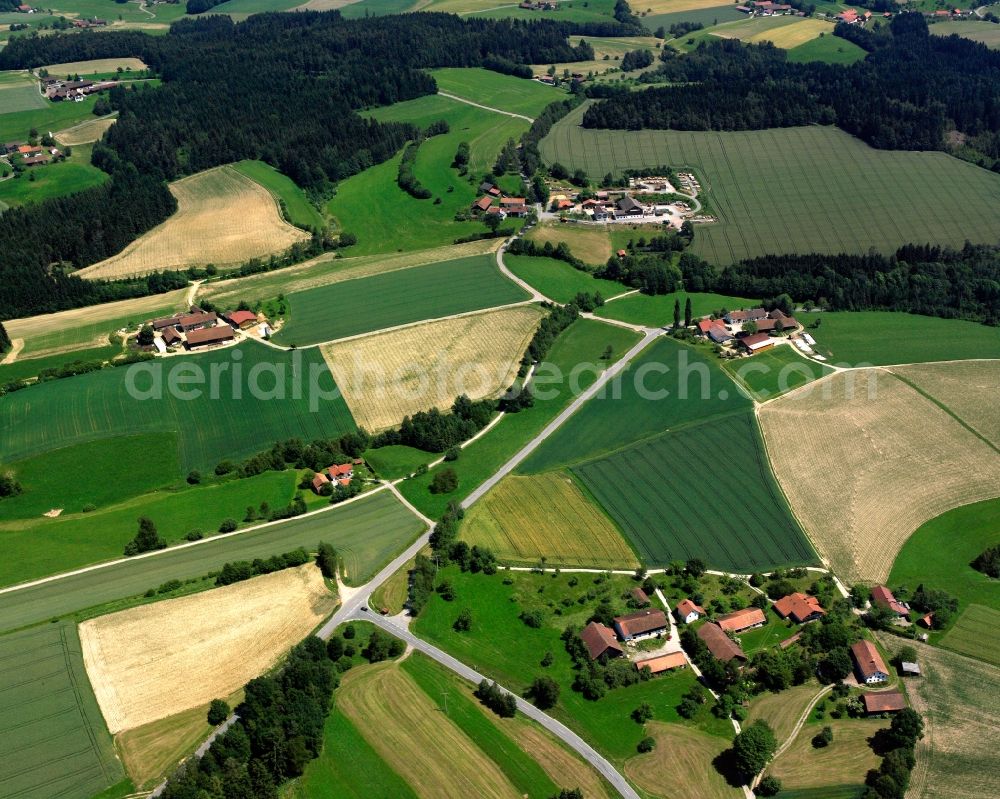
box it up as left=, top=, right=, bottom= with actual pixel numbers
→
left=715, top=607, right=767, bottom=634
left=676, top=598, right=704, bottom=624
left=697, top=319, right=726, bottom=335
left=871, top=585, right=909, bottom=616
left=21, top=155, right=49, bottom=166
left=580, top=621, right=624, bottom=660
left=697, top=622, right=747, bottom=663
left=311, top=471, right=330, bottom=494
left=152, top=315, right=181, bottom=331
left=739, top=332, right=775, bottom=354
left=631, top=587, right=650, bottom=606
left=224, top=310, right=258, bottom=330
left=177, top=311, right=219, bottom=332
left=185, top=325, right=235, bottom=350
left=160, top=327, right=181, bottom=347
left=635, top=652, right=687, bottom=674
left=725, top=309, right=768, bottom=325
left=327, top=463, right=354, bottom=485
left=918, top=612, right=935, bottom=628
left=709, top=327, right=735, bottom=345
left=500, top=197, right=526, bottom=208
left=774, top=592, right=826, bottom=624
left=615, top=196, right=644, bottom=217
left=851, top=639, right=890, bottom=684
left=862, top=690, right=906, bottom=714
left=613, top=609, right=669, bottom=642
left=472, top=196, right=492, bottom=213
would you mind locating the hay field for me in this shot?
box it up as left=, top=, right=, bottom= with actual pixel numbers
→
left=939, top=604, right=1000, bottom=667
left=759, top=369, right=1000, bottom=583
left=462, top=471, right=639, bottom=567
left=625, top=722, right=742, bottom=799
left=540, top=104, right=1000, bottom=263
left=80, top=565, right=336, bottom=733
left=745, top=18, right=831, bottom=48
left=42, top=57, right=148, bottom=75
left=0, top=71, right=46, bottom=114
left=769, top=719, right=883, bottom=793
left=321, top=305, right=542, bottom=431
left=512, top=724, right=612, bottom=799
left=887, top=635, right=1000, bottom=799
left=78, top=166, right=309, bottom=279
left=930, top=19, right=1000, bottom=49
left=526, top=220, right=613, bottom=265
left=54, top=115, right=116, bottom=145
left=532, top=35, right=662, bottom=78
left=746, top=682, right=826, bottom=748
left=337, top=662, right=524, bottom=799
left=641, top=0, right=741, bottom=13
left=890, top=361, right=1000, bottom=449
left=199, top=238, right=498, bottom=308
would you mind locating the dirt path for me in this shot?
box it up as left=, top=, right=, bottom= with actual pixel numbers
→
left=771, top=684, right=834, bottom=760
left=437, top=92, right=535, bottom=122
left=0, top=338, right=24, bottom=366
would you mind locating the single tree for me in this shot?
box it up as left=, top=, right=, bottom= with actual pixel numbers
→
left=430, top=468, right=458, bottom=494
left=732, top=720, right=777, bottom=783
left=207, top=699, right=230, bottom=726
left=528, top=676, right=560, bottom=709
left=316, top=541, right=338, bottom=578
left=137, top=324, right=155, bottom=346
left=756, top=775, right=782, bottom=796
left=673, top=299, right=681, bottom=328
left=632, top=702, right=653, bottom=723
left=454, top=607, right=473, bottom=632
left=124, top=516, right=166, bottom=556
left=684, top=297, right=692, bottom=327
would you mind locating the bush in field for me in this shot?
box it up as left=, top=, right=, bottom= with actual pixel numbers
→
left=207, top=699, right=230, bottom=726
left=124, top=516, right=166, bottom=556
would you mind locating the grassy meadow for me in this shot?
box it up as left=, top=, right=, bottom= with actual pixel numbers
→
left=574, top=411, right=816, bottom=572
left=521, top=335, right=751, bottom=473
left=786, top=33, right=867, bottom=64
left=0, top=343, right=356, bottom=472
left=503, top=254, right=625, bottom=303
left=230, top=159, right=325, bottom=230
left=0, top=145, right=108, bottom=210
left=0, top=70, right=46, bottom=113
left=540, top=103, right=1000, bottom=263
left=723, top=344, right=835, bottom=401
left=595, top=290, right=758, bottom=327
left=0, top=489, right=422, bottom=633
left=0, top=622, right=126, bottom=799
left=0, top=93, right=100, bottom=143
left=0, top=343, right=120, bottom=385
left=272, top=253, right=529, bottom=346
left=939, top=604, right=1000, bottom=667
left=524, top=221, right=614, bottom=264
left=429, top=67, right=560, bottom=117
left=797, top=311, right=1000, bottom=365
left=929, top=19, right=1000, bottom=48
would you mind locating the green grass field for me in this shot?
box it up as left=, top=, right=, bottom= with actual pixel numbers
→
left=0, top=148, right=108, bottom=209
left=889, top=497, right=1000, bottom=617
left=364, top=444, right=435, bottom=479
left=204, top=0, right=301, bottom=14
left=272, top=254, right=529, bottom=346
left=521, top=336, right=751, bottom=473
left=786, top=34, right=867, bottom=64
left=0, top=344, right=119, bottom=385
left=0, top=343, right=356, bottom=472
left=0, top=622, right=126, bottom=799
left=939, top=604, right=1000, bottom=667
left=429, top=68, right=561, bottom=118
left=460, top=0, right=618, bottom=23
left=0, top=489, right=422, bottom=633
left=335, top=95, right=528, bottom=254
left=398, top=318, right=641, bottom=518
left=230, top=159, right=325, bottom=230
left=671, top=14, right=801, bottom=52
left=645, top=5, right=745, bottom=34
left=797, top=311, right=1000, bottom=365
left=540, top=103, right=1000, bottom=264
left=0, top=71, right=46, bottom=114
left=723, top=344, right=835, bottom=401
left=574, top=411, right=815, bottom=571
left=503, top=254, right=626, bottom=302
left=929, top=19, right=1000, bottom=49
left=338, top=0, right=418, bottom=17
left=0, top=94, right=99, bottom=143
left=595, top=290, right=758, bottom=327
left=412, top=566, right=731, bottom=765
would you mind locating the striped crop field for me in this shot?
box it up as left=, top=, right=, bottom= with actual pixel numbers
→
left=0, top=342, right=356, bottom=472
left=272, top=254, right=530, bottom=346
left=939, top=604, right=1000, bottom=667
left=540, top=103, right=1000, bottom=264
left=0, top=622, right=125, bottom=799
left=573, top=411, right=815, bottom=572
left=0, top=71, right=47, bottom=115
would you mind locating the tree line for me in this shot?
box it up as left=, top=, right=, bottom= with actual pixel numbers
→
left=583, top=14, right=1000, bottom=162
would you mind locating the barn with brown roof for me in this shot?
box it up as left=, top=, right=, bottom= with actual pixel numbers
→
left=716, top=607, right=767, bottom=633
left=178, top=311, right=219, bottom=332
left=697, top=622, right=746, bottom=663
left=871, top=586, right=909, bottom=616
left=185, top=326, right=235, bottom=349
left=635, top=652, right=687, bottom=674
left=613, top=609, right=668, bottom=642
left=851, top=639, right=889, bottom=684
left=631, top=587, right=650, bottom=606
left=862, top=690, right=906, bottom=714
left=774, top=593, right=826, bottom=624
left=580, top=622, right=623, bottom=661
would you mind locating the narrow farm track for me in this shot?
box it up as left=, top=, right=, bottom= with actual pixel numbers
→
left=437, top=91, right=535, bottom=122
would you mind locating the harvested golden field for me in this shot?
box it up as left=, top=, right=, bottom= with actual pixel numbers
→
left=878, top=635, right=1000, bottom=799
left=746, top=682, right=826, bottom=748
left=199, top=238, right=498, bottom=308
left=463, top=471, right=639, bottom=568
left=78, top=166, right=309, bottom=280
left=526, top=220, right=613, bottom=265
left=641, top=0, right=736, bottom=12
left=55, top=115, right=116, bottom=146
left=79, top=565, right=336, bottom=733
left=625, top=722, right=742, bottom=799
left=759, top=369, right=1000, bottom=583
left=534, top=35, right=664, bottom=79
left=746, top=18, right=831, bottom=48
left=338, top=662, right=522, bottom=799
left=42, top=57, right=148, bottom=75
left=511, top=723, right=612, bottom=799
left=321, top=305, right=542, bottom=431
left=769, top=719, right=884, bottom=791
left=890, top=361, right=1000, bottom=449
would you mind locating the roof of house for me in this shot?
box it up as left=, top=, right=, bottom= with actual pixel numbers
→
left=152, top=315, right=181, bottom=330
left=741, top=332, right=773, bottom=350
left=500, top=197, right=525, bottom=205
left=614, top=609, right=668, bottom=637
left=901, top=661, right=921, bottom=675
left=580, top=621, right=623, bottom=660
left=697, top=622, right=746, bottom=662
left=774, top=592, right=826, bottom=623
left=716, top=607, right=767, bottom=633
left=328, top=463, right=353, bottom=478
left=473, top=196, right=492, bottom=211
left=185, top=325, right=235, bottom=347
left=851, top=639, right=889, bottom=679
left=161, top=327, right=181, bottom=344
left=616, top=249, right=628, bottom=257
left=697, top=319, right=726, bottom=333
left=225, top=310, right=257, bottom=327
left=178, top=311, right=218, bottom=329
left=779, top=631, right=803, bottom=649
left=616, top=196, right=643, bottom=212
left=918, top=612, right=935, bottom=627
left=871, top=586, right=909, bottom=615
left=21, top=155, right=49, bottom=165
left=312, top=472, right=330, bottom=490
left=635, top=652, right=687, bottom=674
left=676, top=598, right=705, bottom=617
left=631, top=587, right=650, bottom=604
left=862, top=690, right=906, bottom=713
left=709, top=328, right=734, bottom=343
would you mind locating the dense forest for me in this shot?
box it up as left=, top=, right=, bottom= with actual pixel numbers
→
left=584, top=14, right=1000, bottom=157
left=0, top=12, right=596, bottom=319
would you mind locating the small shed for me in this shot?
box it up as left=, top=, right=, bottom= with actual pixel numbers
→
left=901, top=661, right=921, bottom=677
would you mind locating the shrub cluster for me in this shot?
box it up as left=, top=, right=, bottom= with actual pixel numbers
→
left=215, top=547, right=310, bottom=586
left=475, top=679, right=518, bottom=718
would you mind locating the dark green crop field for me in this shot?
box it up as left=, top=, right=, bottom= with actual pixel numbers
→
left=272, top=255, right=529, bottom=346
left=574, top=411, right=815, bottom=572
left=0, top=343, right=356, bottom=472
left=0, top=623, right=125, bottom=799
left=540, top=103, right=1000, bottom=263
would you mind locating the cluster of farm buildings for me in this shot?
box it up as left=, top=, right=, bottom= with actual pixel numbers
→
left=695, top=307, right=803, bottom=355
left=471, top=181, right=531, bottom=219
left=548, top=175, right=711, bottom=228
left=1, top=141, right=64, bottom=168
left=41, top=77, right=117, bottom=102
left=147, top=308, right=269, bottom=353
left=735, top=2, right=799, bottom=17
left=310, top=461, right=362, bottom=493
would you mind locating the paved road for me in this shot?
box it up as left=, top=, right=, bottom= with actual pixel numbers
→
left=496, top=243, right=549, bottom=302
left=462, top=327, right=661, bottom=508
left=352, top=608, right=641, bottom=799
left=438, top=91, right=535, bottom=122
